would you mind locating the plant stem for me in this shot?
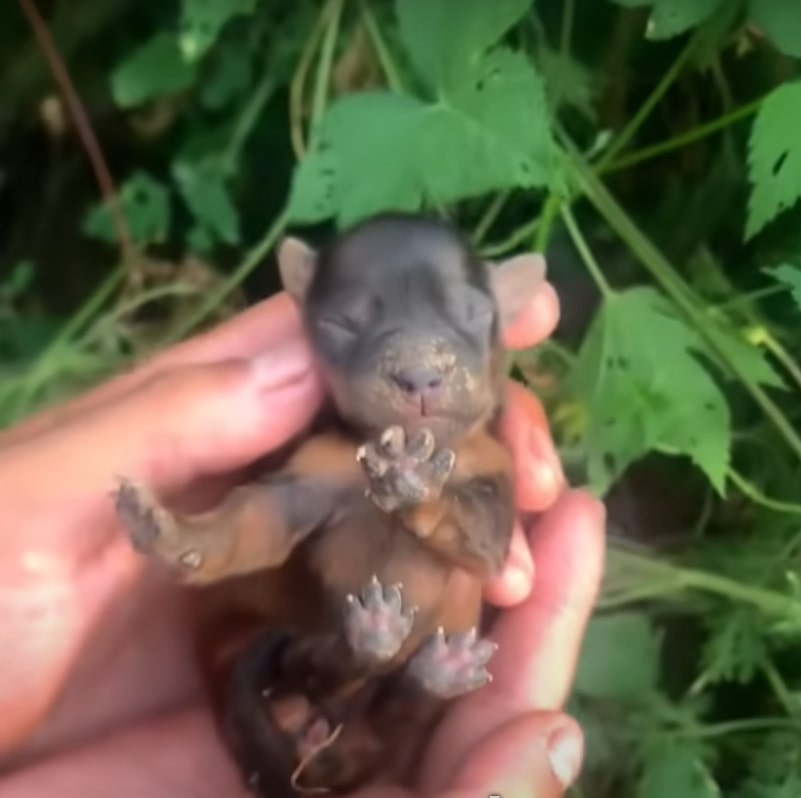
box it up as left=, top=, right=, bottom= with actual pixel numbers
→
left=289, top=0, right=335, bottom=158
left=762, top=660, right=799, bottom=717
left=534, top=193, right=561, bottom=251
left=472, top=191, right=510, bottom=246
left=607, top=546, right=801, bottom=622
left=597, top=32, right=698, bottom=171
left=359, top=0, right=404, bottom=93
left=563, top=142, right=801, bottom=465
left=712, top=283, right=787, bottom=311
left=158, top=208, right=289, bottom=347
left=560, top=203, right=614, bottom=298
left=763, top=331, right=801, bottom=397
left=600, top=97, right=763, bottom=175
left=689, top=716, right=801, bottom=739
left=479, top=216, right=539, bottom=257
left=727, top=467, right=801, bottom=516
left=222, top=72, right=276, bottom=176
left=15, top=264, right=124, bottom=397
left=310, top=0, right=345, bottom=129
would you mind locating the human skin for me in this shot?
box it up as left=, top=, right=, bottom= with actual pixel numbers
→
left=0, top=282, right=605, bottom=798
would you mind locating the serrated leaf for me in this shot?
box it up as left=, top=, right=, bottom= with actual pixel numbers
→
left=746, top=80, right=801, bottom=240
left=568, top=287, right=731, bottom=494
left=749, top=0, right=801, bottom=58
left=735, top=732, right=801, bottom=798
left=82, top=172, right=171, bottom=246
left=287, top=0, right=553, bottom=227
left=396, top=0, right=531, bottom=91
left=703, top=314, right=786, bottom=390
left=645, top=0, right=724, bottom=40
left=639, top=741, right=720, bottom=798
left=288, top=52, right=552, bottom=226
left=574, top=612, right=662, bottom=699
left=179, top=0, right=257, bottom=61
left=766, top=263, right=801, bottom=311
left=538, top=46, right=599, bottom=123
left=111, top=33, right=197, bottom=108
left=172, top=159, right=240, bottom=246
left=701, top=607, right=768, bottom=685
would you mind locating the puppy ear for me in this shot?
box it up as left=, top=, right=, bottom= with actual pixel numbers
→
left=488, top=252, right=547, bottom=329
left=277, top=237, right=318, bottom=304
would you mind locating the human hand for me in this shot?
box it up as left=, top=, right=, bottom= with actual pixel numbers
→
left=0, top=280, right=605, bottom=797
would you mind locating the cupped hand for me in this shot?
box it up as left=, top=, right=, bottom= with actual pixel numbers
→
left=0, top=280, right=605, bottom=797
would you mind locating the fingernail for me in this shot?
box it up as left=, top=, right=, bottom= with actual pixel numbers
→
left=249, top=338, right=315, bottom=391
left=547, top=727, right=583, bottom=788
left=529, top=426, right=564, bottom=489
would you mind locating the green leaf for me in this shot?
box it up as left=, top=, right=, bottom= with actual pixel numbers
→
left=766, top=263, right=801, bottom=311
left=569, top=287, right=731, bottom=494
left=1, top=259, right=35, bottom=301
left=111, top=33, right=198, bottom=108
left=645, top=0, right=724, bottom=40
left=395, top=0, right=532, bottom=91
left=735, top=732, right=801, bottom=798
left=288, top=49, right=553, bottom=226
left=749, top=0, right=801, bottom=58
left=746, top=80, right=801, bottom=240
left=179, top=0, right=257, bottom=61
left=703, top=314, right=786, bottom=390
left=172, top=158, right=240, bottom=246
left=538, top=46, right=599, bottom=123
left=700, top=607, right=768, bottom=685
left=200, top=45, right=253, bottom=110
left=574, top=612, right=662, bottom=699
left=639, top=741, right=720, bottom=798
left=82, top=171, right=172, bottom=246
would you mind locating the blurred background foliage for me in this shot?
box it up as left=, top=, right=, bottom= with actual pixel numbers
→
left=2, top=0, right=801, bottom=795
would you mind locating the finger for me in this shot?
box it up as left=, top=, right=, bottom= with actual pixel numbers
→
left=417, top=489, right=604, bottom=793
left=0, top=706, right=250, bottom=798
left=501, top=380, right=565, bottom=512
left=503, top=281, right=560, bottom=350
left=490, top=489, right=606, bottom=709
left=445, top=712, right=584, bottom=798
left=0, top=338, right=324, bottom=561
left=482, top=519, right=534, bottom=607
left=0, top=293, right=303, bottom=449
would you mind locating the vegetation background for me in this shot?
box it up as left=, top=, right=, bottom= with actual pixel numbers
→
left=2, top=0, right=801, bottom=794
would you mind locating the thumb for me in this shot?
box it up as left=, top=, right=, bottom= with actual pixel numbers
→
left=0, top=337, right=324, bottom=560
left=445, top=712, right=584, bottom=798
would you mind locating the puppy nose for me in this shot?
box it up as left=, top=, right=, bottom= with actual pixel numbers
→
left=391, top=367, right=443, bottom=394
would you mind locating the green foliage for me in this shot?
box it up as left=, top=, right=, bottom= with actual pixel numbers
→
left=746, top=80, right=801, bottom=240
left=82, top=171, right=172, bottom=246
left=568, top=286, right=731, bottom=493
left=288, top=0, right=554, bottom=226
left=766, top=264, right=801, bottom=310
left=111, top=32, right=198, bottom=108
left=607, top=0, right=724, bottom=40
left=749, top=0, right=801, bottom=58
left=574, top=612, right=662, bottom=699
left=638, top=741, right=719, bottom=798
left=735, top=732, right=801, bottom=798
left=178, top=0, right=257, bottom=61
left=6, top=1, right=801, bottom=796
left=171, top=158, right=241, bottom=247
left=700, top=607, right=768, bottom=685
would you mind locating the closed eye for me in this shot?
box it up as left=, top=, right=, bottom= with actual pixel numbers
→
left=317, top=316, right=360, bottom=338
